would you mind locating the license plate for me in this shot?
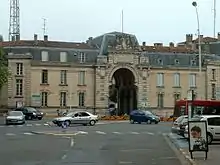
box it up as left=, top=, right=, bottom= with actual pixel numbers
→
left=11, top=120, right=17, bottom=122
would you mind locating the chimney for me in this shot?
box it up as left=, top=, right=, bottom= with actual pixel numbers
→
left=186, top=34, right=193, bottom=42
left=218, top=32, right=220, bottom=41
left=142, top=42, right=146, bottom=46
left=44, top=35, right=48, bottom=41
left=169, top=42, right=174, bottom=47
left=34, top=34, right=38, bottom=41
left=199, top=35, right=203, bottom=41
left=15, top=35, right=20, bottom=41
left=154, top=43, right=163, bottom=47
left=11, top=36, right=15, bottom=41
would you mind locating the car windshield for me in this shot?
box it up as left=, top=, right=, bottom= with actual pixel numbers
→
left=66, top=112, right=74, bottom=117
left=144, top=111, right=153, bottom=115
left=8, top=111, right=22, bottom=116
left=27, top=107, right=37, bottom=112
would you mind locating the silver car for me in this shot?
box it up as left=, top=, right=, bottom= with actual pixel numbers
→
left=52, top=111, right=99, bottom=126
left=5, top=111, right=25, bottom=125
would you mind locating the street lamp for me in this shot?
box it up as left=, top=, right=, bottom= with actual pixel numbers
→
left=192, top=1, right=202, bottom=99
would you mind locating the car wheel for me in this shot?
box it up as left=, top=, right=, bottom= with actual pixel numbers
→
left=89, top=120, right=96, bottom=126
left=83, top=124, right=87, bottom=126
left=207, top=133, right=213, bottom=144
left=147, top=120, right=152, bottom=124
left=38, top=117, right=42, bottom=120
left=28, top=116, right=32, bottom=120
left=155, top=121, right=158, bottom=124
left=130, top=119, right=134, bottom=124
left=65, top=121, right=71, bottom=126
left=57, top=122, right=62, bottom=127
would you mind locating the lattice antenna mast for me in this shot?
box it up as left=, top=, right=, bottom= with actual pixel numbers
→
left=42, top=18, right=47, bottom=36
left=213, top=0, right=216, bottom=38
left=9, top=0, right=20, bottom=41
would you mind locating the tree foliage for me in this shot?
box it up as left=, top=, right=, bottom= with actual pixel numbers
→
left=0, top=48, right=9, bottom=89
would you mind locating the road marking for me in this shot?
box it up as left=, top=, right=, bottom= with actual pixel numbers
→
left=118, top=161, right=133, bottom=164
left=35, top=124, right=41, bottom=126
left=23, top=132, right=34, bottom=135
left=96, top=131, right=106, bottom=135
left=130, top=132, right=139, bottom=135
left=61, top=154, right=67, bottom=160
left=147, top=132, right=154, bottom=135
left=120, top=149, right=151, bottom=152
left=78, top=131, right=88, bottom=134
left=44, top=123, right=49, bottom=126
left=17, top=125, right=23, bottom=127
left=8, top=125, right=14, bottom=127
left=26, top=124, right=32, bottom=127
left=6, top=133, right=16, bottom=136
left=0, top=125, right=5, bottom=128
left=112, top=132, right=122, bottom=134
left=70, top=138, right=74, bottom=147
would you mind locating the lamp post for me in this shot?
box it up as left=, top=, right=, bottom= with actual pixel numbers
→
left=192, top=1, right=202, bottom=99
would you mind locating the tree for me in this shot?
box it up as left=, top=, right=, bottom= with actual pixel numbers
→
left=0, top=48, right=9, bottom=89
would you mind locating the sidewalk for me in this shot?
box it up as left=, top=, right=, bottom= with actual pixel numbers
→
left=167, top=133, right=220, bottom=165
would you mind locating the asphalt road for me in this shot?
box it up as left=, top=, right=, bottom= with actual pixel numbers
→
left=0, top=118, right=188, bottom=165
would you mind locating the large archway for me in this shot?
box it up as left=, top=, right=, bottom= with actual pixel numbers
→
left=109, top=68, right=137, bottom=115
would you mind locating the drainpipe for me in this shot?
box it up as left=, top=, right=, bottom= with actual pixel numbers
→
left=93, top=64, right=96, bottom=114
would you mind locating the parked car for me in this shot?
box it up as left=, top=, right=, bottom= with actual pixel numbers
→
left=14, top=107, right=44, bottom=120
left=130, top=110, right=160, bottom=124
left=5, top=111, right=25, bottom=125
left=184, top=115, right=220, bottom=144
left=171, top=115, right=188, bottom=136
left=52, top=111, right=99, bottom=126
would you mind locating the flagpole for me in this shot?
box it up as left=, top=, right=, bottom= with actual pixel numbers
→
left=121, top=10, right=124, bottom=33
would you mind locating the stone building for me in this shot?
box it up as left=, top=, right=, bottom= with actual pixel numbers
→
left=1, top=31, right=220, bottom=115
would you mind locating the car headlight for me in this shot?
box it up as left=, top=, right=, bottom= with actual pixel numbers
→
left=152, top=117, right=155, bottom=120
left=33, top=112, right=36, bottom=115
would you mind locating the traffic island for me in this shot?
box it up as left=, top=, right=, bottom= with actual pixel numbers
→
left=31, top=130, right=79, bottom=136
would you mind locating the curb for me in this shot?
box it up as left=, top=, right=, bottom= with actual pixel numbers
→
left=30, top=131, right=78, bottom=136
left=166, top=133, right=197, bottom=165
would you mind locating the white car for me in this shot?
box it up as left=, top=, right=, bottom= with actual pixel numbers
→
left=52, top=111, right=99, bottom=126
left=184, top=115, right=220, bottom=144
left=5, top=111, right=25, bottom=125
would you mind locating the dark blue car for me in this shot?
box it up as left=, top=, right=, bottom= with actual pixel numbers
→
left=129, top=110, right=160, bottom=124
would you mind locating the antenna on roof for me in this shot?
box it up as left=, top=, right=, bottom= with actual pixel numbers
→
left=42, top=18, right=47, bottom=36
left=121, top=10, right=124, bottom=33
left=213, top=0, right=216, bottom=38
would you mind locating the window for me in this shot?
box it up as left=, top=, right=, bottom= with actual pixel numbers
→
left=157, top=93, right=164, bottom=108
left=16, top=79, right=23, bottom=96
left=79, top=52, right=86, bottom=63
left=208, top=117, right=220, bottom=126
left=173, top=73, right=180, bottom=87
left=60, top=52, right=67, bottom=62
left=41, top=92, right=48, bottom=106
left=79, top=92, right=85, bottom=107
left=191, top=60, right=196, bottom=66
left=60, top=92, right=67, bottom=107
left=78, top=71, right=85, bottom=85
left=80, top=112, right=90, bottom=117
left=16, top=63, right=23, bottom=75
left=157, top=58, right=163, bottom=65
left=174, top=93, right=181, bottom=101
left=211, top=69, right=216, bottom=80
left=174, top=59, right=179, bottom=65
left=41, top=70, right=48, bottom=84
left=60, top=70, right=67, bottom=85
left=189, top=73, right=196, bottom=87
left=157, top=73, right=164, bottom=87
left=211, top=84, right=216, bottom=99
left=41, top=51, right=48, bottom=62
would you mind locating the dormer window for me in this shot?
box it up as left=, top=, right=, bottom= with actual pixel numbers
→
left=60, top=52, right=67, bottom=62
left=157, top=58, right=163, bottom=65
left=79, top=52, right=86, bottom=63
left=174, top=59, right=179, bottom=65
left=41, top=51, right=48, bottom=62
left=191, top=60, right=196, bottom=66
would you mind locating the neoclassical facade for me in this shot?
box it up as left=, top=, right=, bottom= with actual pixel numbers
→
left=1, top=31, right=220, bottom=115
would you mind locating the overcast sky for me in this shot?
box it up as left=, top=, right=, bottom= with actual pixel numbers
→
left=0, top=0, right=219, bottom=45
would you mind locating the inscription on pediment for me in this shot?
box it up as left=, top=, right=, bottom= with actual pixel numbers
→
left=114, top=54, right=134, bottom=64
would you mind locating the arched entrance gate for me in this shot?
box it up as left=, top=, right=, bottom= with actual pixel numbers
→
left=108, top=68, right=137, bottom=115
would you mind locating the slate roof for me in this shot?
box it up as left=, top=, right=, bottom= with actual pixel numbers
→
left=1, top=31, right=220, bottom=68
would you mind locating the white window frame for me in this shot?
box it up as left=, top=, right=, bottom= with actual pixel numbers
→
left=41, top=51, right=48, bottom=62
left=189, top=73, right=196, bottom=87
left=157, top=73, right=164, bottom=87
left=16, top=63, right=23, bottom=75
left=174, top=73, right=180, bottom=87
left=78, top=71, right=85, bottom=85
left=60, top=92, right=67, bottom=107
left=60, top=70, right=67, bottom=85
left=41, top=92, right=48, bottom=106
left=79, top=52, right=86, bottom=63
left=16, top=79, right=23, bottom=96
left=79, top=92, right=85, bottom=107
left=60, top=52, right=67, bottom=62
left=41, top=70, right=48, bottom=84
